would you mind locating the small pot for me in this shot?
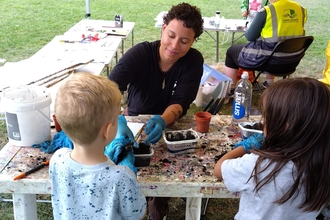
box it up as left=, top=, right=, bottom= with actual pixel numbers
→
left=195, top=111, right=212, bottom=133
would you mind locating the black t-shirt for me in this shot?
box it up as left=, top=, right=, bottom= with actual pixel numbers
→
left=109, top=40, right=204, bottom=116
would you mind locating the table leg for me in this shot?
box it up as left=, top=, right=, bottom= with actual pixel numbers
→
left=216, top=31, right=219, bottom=63
left=202, top=30, right=219, bottom=63
left=231, top=32, right=235, bottom=46
left=13, top=193, right=37, bottom=220
left=132, top=29, right=134, bottom=47
left=231, top=32, right=245, bottom=45
left=121, top=41, right=124, bottom=57
left=185, top=197, right=202, bottom=220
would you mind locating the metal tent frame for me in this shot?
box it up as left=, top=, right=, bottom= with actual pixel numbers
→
left=85, top=0, right=91, bottom=18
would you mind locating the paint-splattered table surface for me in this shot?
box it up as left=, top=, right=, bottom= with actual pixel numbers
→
left=0, top=114, right=261, bottom=198
left=130, top=115, right=261, bottom=198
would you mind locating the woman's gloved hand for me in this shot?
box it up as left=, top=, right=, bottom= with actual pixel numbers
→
left=104, top=136, right=137, bottom=175
left=116, top=114, right=138, bottom=148
left=145, top=115, right=166, bottom=144
left=234, top=133, right=264, bottom=153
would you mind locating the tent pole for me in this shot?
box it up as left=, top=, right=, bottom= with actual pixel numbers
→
left=85, top=0, right=91, bottom=19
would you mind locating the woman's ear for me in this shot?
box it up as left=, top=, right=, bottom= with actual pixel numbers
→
left=161, top=23, right=167, bottom=32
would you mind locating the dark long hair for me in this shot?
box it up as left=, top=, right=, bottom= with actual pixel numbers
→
left=163, top=3, right=204, bottom=39
left=251, top=78, right=330, bottom=211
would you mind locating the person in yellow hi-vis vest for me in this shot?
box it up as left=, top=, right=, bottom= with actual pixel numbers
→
left=319, top=40, right=330, bottom=86
left=224, top=0, right=307, bottom=90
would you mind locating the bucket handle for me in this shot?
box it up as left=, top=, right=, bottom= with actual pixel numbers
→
left=33, top=106, right=53, bottom=123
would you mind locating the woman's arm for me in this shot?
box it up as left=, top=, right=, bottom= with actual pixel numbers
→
left=161, top=104, right=183, bottom=126
left=245, top=9, right=266, bottom=41
left=213, top=146, right=246, bottom=180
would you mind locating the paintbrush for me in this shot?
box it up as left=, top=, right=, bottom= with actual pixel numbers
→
left=13, top=160, right=50, bottom=181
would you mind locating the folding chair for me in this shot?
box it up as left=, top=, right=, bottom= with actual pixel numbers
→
left=245, top=36, right=314, bottom=92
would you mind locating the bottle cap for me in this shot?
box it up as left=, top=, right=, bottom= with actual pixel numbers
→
left=242, top=71, right=249, bottom=79
left=216, top=11, right=220, bottom=15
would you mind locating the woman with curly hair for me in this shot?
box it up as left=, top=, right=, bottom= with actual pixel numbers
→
left=109, top=3, right=204, bottom=220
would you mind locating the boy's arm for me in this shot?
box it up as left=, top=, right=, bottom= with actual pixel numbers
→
left=140, top=208, right=147, bottom=220
left=213, top=146, right=246, bottom=181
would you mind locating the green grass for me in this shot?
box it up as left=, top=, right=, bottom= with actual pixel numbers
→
left=0, top=0, right=329, bottom=78
left=0, top=0, right=329, bottom=219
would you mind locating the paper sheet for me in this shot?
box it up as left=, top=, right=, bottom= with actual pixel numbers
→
left=127, top=122, right=145, bottom=140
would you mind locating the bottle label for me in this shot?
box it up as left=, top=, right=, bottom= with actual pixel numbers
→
left=232, top=100, right=246, bottom=119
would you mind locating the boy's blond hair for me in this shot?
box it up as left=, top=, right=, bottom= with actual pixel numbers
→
left=55, top=72, right=121, bottom=145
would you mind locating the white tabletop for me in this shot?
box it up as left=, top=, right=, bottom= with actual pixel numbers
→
left=0, top=20, right=123, bottom=115
left=66, top=19, right=135, bottom=40
left=202, top=17, right=248, bottom=32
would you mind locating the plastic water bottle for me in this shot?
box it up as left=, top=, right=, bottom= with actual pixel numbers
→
left=215, top=11, right=221, bottom=28
left=232, top=71, right=252, bottom=125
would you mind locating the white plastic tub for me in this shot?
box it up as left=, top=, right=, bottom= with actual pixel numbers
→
left=238, top=122, right=263, bottom=139
left=163, top=129, right=199, bottom=154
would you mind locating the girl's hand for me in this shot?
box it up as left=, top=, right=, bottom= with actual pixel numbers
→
left=234, top=133, right=264, bottom=153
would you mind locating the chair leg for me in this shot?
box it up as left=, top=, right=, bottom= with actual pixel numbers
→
left=252, top=71, right=263, bottom=93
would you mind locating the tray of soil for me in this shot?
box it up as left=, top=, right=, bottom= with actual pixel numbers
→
left=134, top=142, right=154, bottom=167
left=163, top=129, right=199, bottom=154
left=238, top=122, right=263, bottom=139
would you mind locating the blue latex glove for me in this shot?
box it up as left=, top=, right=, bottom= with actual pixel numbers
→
left=145, top=115, right=166, bottom=144
left=118, top=150, right=137, bottom=175
left=104, top=136, right=137, bottom=175
left=116, top=115, right=139, bottom=148
left=234, top=133, right=264, bottom=153
left=32, top=130, right=73, bottom=154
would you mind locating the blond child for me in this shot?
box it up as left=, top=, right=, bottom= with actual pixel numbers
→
left=50, top=72, right=146, bottom=220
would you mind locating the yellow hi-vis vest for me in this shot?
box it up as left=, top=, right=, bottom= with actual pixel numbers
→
left=238, top=0, right=307, bottom=68
left=320, top=40, right=330, bottom=86
left=261, top=0, right=307, bottom=43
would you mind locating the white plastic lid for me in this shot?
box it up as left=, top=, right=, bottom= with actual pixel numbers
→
left=242, top=71, right=249, bottom=79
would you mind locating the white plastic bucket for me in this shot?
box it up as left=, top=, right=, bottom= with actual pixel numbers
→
left=1, top=85, right=52, bottom=146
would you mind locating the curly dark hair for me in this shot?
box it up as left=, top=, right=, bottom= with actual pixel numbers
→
left=163, top=2, right=204, bottom=39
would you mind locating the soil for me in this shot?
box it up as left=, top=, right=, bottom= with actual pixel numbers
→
left=165, top=130, right=197, bottom=142
left=134, top=142, right=150, bottom=154
left=244, top=122, right=263, bottom=130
